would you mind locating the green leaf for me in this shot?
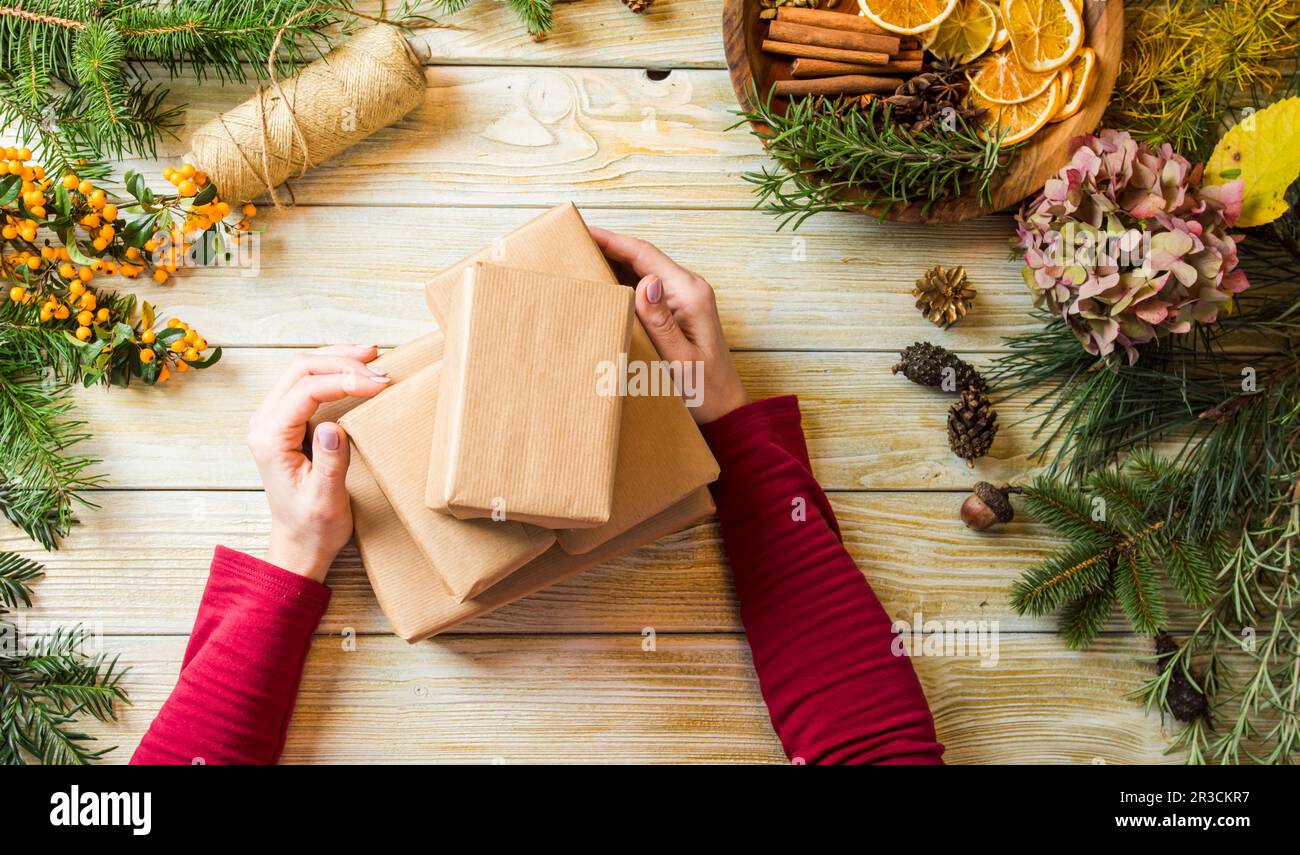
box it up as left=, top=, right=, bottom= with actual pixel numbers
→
left=155, top=326, right=186, bottom=346
left=192, top=183, right=217, bottom=206
left=64, top=242, right=99, bottom=267
left=122, top=213, right=157, bottom=249
left=185, top=346, right=222, bottom=369
left=0, top=174, right=20, bottom=206
left=110, top=323, right=134, bottom=347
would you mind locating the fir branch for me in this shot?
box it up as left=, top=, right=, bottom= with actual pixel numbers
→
left=732, top=86, right=1010, bottom=229
left=0, top=307, right=102, bottom=549
left=505, top=0, right=552, bottom=38
left=0, top=550, right=42, bottom=612
left=0, top=556, right=129, bottom=765
left=1010, top=457, right=1224, bottom=647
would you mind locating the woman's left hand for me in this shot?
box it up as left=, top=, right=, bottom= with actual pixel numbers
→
left=248, top=345, right=391, bottom=582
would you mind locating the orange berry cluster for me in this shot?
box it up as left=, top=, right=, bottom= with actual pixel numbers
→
left=1, top=151, right=231, bottom=387
left=158, top=162, right=257, bottom=282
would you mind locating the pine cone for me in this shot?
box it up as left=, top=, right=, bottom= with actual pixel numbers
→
left=623, top=0, right=654, bottom=12
left=948, top=387, right=998, bottom=466
left=892, top=342, right=987, bottom=393
left=914, top=265, right=976, bottom=327
left=1155, top=631, right=1209, bottom=723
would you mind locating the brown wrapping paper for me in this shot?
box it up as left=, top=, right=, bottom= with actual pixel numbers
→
left=339, top=363, right=555, bottom=602
left=350, top=459, right=715, bottom=641
left=426, top=262, right=634, bottom=529
left=424, top=204, right=719, bottom=555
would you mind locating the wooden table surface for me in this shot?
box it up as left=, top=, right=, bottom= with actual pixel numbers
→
left=4, top=1, right=1185, bottom=763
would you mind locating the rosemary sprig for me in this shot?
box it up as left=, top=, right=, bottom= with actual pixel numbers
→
left=732, top=85, right=1009, bottom=229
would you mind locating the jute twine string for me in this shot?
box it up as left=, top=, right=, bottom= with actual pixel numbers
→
left=189, top=19, right=425, bottom=206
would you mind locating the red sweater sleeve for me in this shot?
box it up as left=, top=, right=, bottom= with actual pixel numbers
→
left=701, top=396, right=944, bottom=764
left=130, top=546, right=330, bottom=765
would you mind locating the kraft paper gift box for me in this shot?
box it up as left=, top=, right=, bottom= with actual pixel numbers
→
left=425, top=203, right=720, bottom=555
left=307, top=330, right=716, bottom=641
left=338, top=362, right=555, bottom=602
left=349, top=464, right=715, bottom=641
left=426, top=262, right=634, bottom=529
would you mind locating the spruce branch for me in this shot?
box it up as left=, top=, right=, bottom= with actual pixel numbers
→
left=1010, top=456, right=1223, bottom=647
left=0, top=554, right=129, bottom=765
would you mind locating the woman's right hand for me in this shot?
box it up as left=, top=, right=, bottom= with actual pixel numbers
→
left=247, top=345, right=390, bottom=582
left=590, top=226, right=748, bottom=425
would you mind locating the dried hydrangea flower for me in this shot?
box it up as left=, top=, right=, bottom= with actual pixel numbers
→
left=1015, top=129, right=1248, bottom=363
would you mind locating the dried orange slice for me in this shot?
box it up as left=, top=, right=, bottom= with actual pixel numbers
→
left=968, top=46, right=1056, bottom=103
left=1050, top=46, right=1095, bottom=122
left=921, top=0, right=998, bottom=64
left=970, top=77, right=1061, bottom=146
left=990, top=2, right=1011, bottom=50
left=1000, top=0, right=1083, bottom=73
left=859, top=0, right=958, bottom=35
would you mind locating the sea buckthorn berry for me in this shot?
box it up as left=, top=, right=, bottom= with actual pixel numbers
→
left=169, top=339, right=186, bottom=353
left=17, top=147, right=30, bottom=160
left=62, top=174, right=79, bottom=189
left=92, top=238, right=108, bottom=251
left=125, top=246, right=141, bottom=260
left=162, top=166, right=175, bottom=181
left=139, top=348, right=156, bottom=364
left=88, top=189, right=106, bottom=209
left=39, top=305, right=53, bottom=322
left=75, top=325, right=91, bottom=341
left=179, top=163, right=196, bottom=179
left=101, top=205, right=118, bottom=222
left=96, top=307, right=110, bottom=323
left=26, top=257, right=40, bottom=269
left=144, top=239, right=159, bottom=252
left=77, top=266, right=93, bottom=282
left=183, top=347, right=199, bottom=361
left=241, top=203, right=257, bottom=218
left=29, top=206, right=45, bottom=218
left=152, top=269, right=169, bottom=284
left=183, top=330, right=198, bottom=344
left=81, top=213, right=101, bottom=228
left=7, top=160, right=21, bottom=173
left=77, top=310, right=93, bottom=326
left=158, top=366, right=171, bottom=382
left=1, top=225, right=15, bottom=239
left=192, top=337, right=207, bottom=352
left=194, top=171, right=208, bottom=186
left=77, top=180, right=93, bottom=195
left=101, top=262, right=117, bottom=276
left=99, top=224, right=115, bottom=240
left=40, top=245, right=56, bottom=260
left=59, top=262, right=75, bottom=278
left=54, top=305, right=69, bottom=320
left=174, top=359, right=189, bottom=373
left=141, top=329, right=156, bottom=344
left=79, top=294, right=96, bottom=311
left=177, top=179, right=197, bottom=197
left=8, top=286, right=25, bottom=302
left=69, top=281, right=85, bottom=297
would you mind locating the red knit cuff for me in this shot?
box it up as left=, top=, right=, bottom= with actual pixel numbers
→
left=211, top=545, right=332, bottom=612
left=700, top=396, right=807, bottom=467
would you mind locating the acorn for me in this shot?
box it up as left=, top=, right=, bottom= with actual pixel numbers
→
left=960, top=482, right=1020, bottom=530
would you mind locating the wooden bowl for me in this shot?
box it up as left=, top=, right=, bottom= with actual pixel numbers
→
left=722, top=0, right=1124, bottom=223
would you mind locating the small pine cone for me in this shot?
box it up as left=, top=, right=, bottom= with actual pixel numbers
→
left=892, top=342, right=987, bottom=393
left=914, top=265, right=976, bottom=327
left=623, top=0, right=654, bottom=12
left=947, top=387, right=998, bottom=466
left=1154, top=631, right=1209, bottom=723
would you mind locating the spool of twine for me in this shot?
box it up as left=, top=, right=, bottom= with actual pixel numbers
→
left=188, top=24, right=425, bottom=205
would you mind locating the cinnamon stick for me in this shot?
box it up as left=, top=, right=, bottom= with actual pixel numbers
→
left=768, top=20, right=901, bottom=55
left=790, top=57, right=924, bottom=77
left=761, top=39, right=891, bottom=66
left=896, top=49, right=924, bottom=61
left=773, top=74, right=902, bottom=97
left=774, top=7, right=889, bottom=35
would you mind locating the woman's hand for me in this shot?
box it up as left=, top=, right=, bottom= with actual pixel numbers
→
left=248, top=345, right=391, bottom=582
left=591, top=227, right=748, bottom=425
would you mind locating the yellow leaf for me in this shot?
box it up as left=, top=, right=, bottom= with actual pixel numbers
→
left=1206, top=97, right=1300, bottom=228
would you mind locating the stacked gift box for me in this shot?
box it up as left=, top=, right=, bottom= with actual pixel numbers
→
left=313, top=204, right=720, bottom=641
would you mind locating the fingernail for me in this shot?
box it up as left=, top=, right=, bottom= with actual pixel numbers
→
left=371, top=375, right=391, bottom=383
left=368, top=366, right=389, bottom=376
left=317, top=424, right=339, bottom=451
left=357, top=344, right=377, bottom=351
left=646, top=276, right=663, bottom=305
